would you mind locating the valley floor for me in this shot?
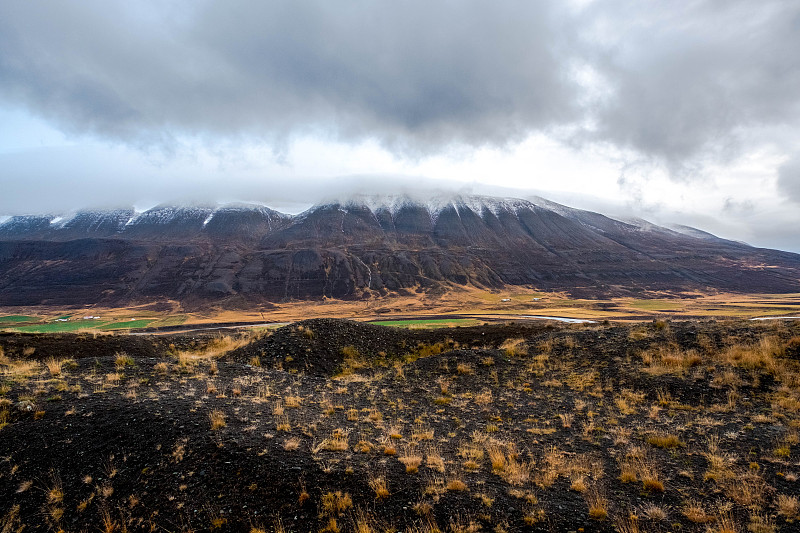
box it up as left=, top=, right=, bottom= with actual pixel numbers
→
left=3, top=289, right=800, bottom=334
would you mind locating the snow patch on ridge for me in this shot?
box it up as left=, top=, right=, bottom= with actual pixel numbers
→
left=319, top=193, right=543, bottom=223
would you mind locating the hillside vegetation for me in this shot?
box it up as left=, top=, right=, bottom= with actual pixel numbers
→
left=1, top=319, right=800, bottom=532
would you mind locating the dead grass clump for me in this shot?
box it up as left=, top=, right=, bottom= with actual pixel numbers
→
left=503, top=456, right=532, bottom=486
left=639, top=503, right=668, bottom=521
left=297, top=325, right=314, bottom=339
left=711, top=369, right=742, bottom=389
left=406, top=342, right=447, bottom=362
left=369, top=476, right=390, bottom=499
left=46, top=473, right=63, bottom=504
left=566, top=371, right=598, bottom=391
left=337, top=346, right=367, bottom=377
left=777, top=494, right=799, bottom=520
left=727, top=471, right=767, bottom=506
left=283, top=437, right=301, bottom=451
left=458, top=441, right=485, bottom=471
left=619, top=447, right=663, bottom=492
left=425, top=446, right=446, bottom=473
left=641, top=345, right=701, bottom=374
left=399, top=447, right=423, bottom=474
left=175, top=334, right=253, bottom=368
left=536, top=446, right=566, bottom=488
left=412, top=423, right=434, bottom=441
left=682, top=500, right=713, bottom=523
left=0, top=358, right=39, bottom=380
left=114, top=352, right=134, bottom=368
left=486, top=444, right=506, bottom=473
left=456, top=362, right=474, bottom=375
left=748, top=512, right=776, bottom=533
left=647, top=433, right=683, bottom=449
left=44, top=358, right=65, bottom=377
left=320, top=491, right=353, bottom=516
left=209, top=410, right=226, bottom=430
left=500, top=338, right=527, bottom=357
left=585, top=490, right=608, bottom=520
left=275, top=415, right=291, bottom=432
left=721, top=336, right=784, bottom=372
left=615, top=517, right=641, bottom=533
left=446, top=477, right=468, bottom=492
left=474, top=389, right=492, bottom=406
left=284, top=395, right=302, bottom=408
left=315, top=429, right=350, bottom=452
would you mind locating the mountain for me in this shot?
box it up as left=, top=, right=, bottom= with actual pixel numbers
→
left=0, top=194, right=798, bottom=306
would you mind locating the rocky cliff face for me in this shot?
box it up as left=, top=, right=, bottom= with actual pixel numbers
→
left=1, top=195, right=798, bottom=306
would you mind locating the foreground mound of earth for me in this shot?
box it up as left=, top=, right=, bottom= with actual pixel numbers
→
left=1, top=319, right=800, bottom=532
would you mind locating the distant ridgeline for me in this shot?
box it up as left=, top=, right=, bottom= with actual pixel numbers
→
left=1, top=195, right=799, bottom=306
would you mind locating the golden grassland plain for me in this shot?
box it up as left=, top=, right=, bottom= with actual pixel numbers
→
left=2, top=288, right=800, bottom=333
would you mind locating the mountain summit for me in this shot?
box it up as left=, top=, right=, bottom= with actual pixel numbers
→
left=1, top=194, right=798, bottom=306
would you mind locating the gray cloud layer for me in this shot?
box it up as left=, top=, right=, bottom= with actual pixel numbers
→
left=2, top=0, right=799, bottom=171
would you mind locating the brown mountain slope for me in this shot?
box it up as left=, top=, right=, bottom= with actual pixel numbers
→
left=0, top=195, right=798, bottom=306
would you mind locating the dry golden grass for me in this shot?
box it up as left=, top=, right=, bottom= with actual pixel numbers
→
left=369, top=475, right=390, bottom=499
left=639, top=503, right=668, bottom=521
left=640, top=345, right=702, bottom=374
left=283, top=437, right=301, bottom=451
left=44, top=357, right=65, bottom=377
left=455, top=362, right=474, bottom=375
left=0, top=357, right=40, bottom=381
left=209, top=410, right=226, bottom=430
left=275, top=414, right=291, bottom=432
left=425, top=446, right=445, bottom=473
left=314, top=429, right=350, bottom=452
left=445, top=477, right=468, bottom=491
left=720, top=336, right=783, bottom=371
left=777, top=494, right=799, bottom=520
left=174, top=333, right=259, bottom=368
left=683, top=500, right=713, bottom=523
left=585, top=490, right=608, bottom=520
left=502, top=456, right=532, bottom=486
left=284, top=395, right=302, bottom=408
left=320, top=491, right=352, bottom=516
left=398, top=447, right=423, bottom=474
left=411, top=423, right=434, bottom=441
left=647, top=433, right=683, bottom=449
left=114, top=352, right=134, bottom=368
left=500, top=338, right=527, bottom=357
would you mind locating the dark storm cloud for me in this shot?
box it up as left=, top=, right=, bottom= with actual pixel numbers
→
left=0, top=1, right=579, bottom=154
left=579, top=0, right=800, bottom=173
left=1, top=0, right=799, bottom=170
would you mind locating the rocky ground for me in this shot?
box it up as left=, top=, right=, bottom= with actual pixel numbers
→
left=1, top=318, right=800, bottom=532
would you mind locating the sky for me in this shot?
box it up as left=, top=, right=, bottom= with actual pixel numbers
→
left=0, top=1, right=799, bottom=252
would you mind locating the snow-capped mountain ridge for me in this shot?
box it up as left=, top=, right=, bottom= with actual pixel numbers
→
left=0, top=194, right=754, bottom=250
left=1, top=193, right=799, bottom=306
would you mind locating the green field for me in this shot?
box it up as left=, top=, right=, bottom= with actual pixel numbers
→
left=1, top=315, right=179, bottom=333
left=99, top=319, right=156, bottom=330
left=370, top=318, right=481, bottom=328
left=0, top=315, right=39, bottom=323
left=12, top=321, right=111, bottom=333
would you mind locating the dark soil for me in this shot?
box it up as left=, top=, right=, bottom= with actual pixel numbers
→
left=1, top=319, right=800, bottom=532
